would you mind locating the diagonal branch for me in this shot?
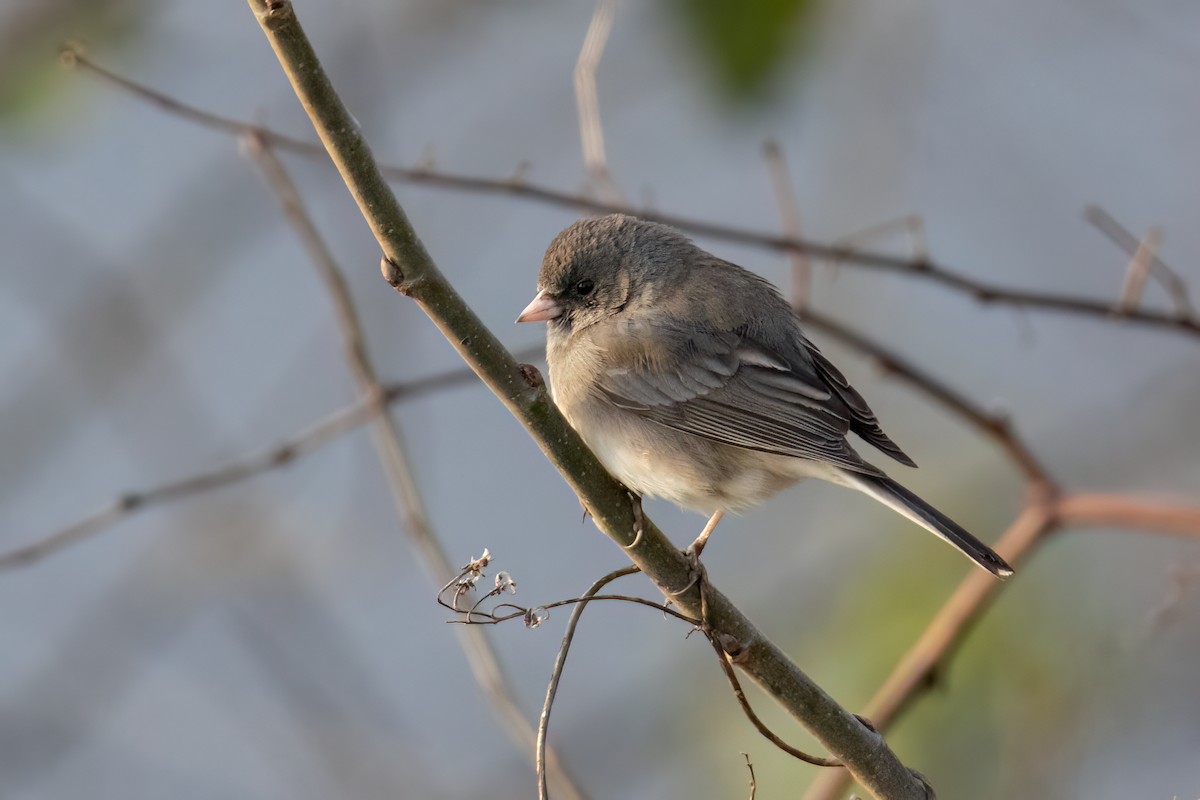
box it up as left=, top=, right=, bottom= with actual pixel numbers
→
left=802, top=488, right=1200, bottom=800
left=242, top=134, right=587, bottom=800
left=1085, top=205, right=1194, bottom=319
left=244, top=2, right=932, bottom=796
left=64, top=46, right=1200, bottom=340
left=0, top=397, right=375, bottom=569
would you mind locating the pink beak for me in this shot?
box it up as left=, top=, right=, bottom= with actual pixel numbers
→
left=516, top=290, right=562, bottom=323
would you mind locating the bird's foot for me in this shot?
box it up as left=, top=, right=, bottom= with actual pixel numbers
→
left=621, top=491, right=645, bottom=551
left=686, top=510, right=725, bottom=559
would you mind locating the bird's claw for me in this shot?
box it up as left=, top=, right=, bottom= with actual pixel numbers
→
left=622, top=491, right=644, bottom=551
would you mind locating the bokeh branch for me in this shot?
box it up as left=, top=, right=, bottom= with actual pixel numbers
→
left=244, top=2, right=932, bottom=797
left=0, top=355, right=538, bottom=570
left=63, top=46, right=1200, bottom=340
left=242, top=134, right=586, bottom=800
left=0, top=397, right=374, bottom=570
left=574, top=0, right=623, bottom=204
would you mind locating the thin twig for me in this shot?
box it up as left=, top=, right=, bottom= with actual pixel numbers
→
left=64, top=46, right=1200, bottom=339
left=447, top=595, right=698, bottom=626
left=243, top=133, right=587, bottom=800
left=574, top=0, right=624, bottom=203
left=709, top=636, right=841, bottom=767
left=1115, top=227, right=1163, bottom=314
left=763, top=140, right=811, bottom=309
left=1085, top=205, right=1195, bottom=319
left=830, top=215, right=929, bottom=270
left=537, top=566, right=640, bottom=800
left=744, top=753, right=757, bottom=800
left=0, top=354, right=540, bottom=571
left=0, top=398, right=376, bottom=569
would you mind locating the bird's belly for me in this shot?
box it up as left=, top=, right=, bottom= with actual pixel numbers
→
left=576, top=407, right=801, bottom=515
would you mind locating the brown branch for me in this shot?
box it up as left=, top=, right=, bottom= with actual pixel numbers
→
left=573, top=0, right=624, bottom=203
left=1057, top=493, right=1200, bottom=538
left=708, top=636, right=841, bottom=768
left=1115, top=227, right=1163, bottom=314
left=64, top=46, right=1200, bottom=340
left=744, top=753, right=757, bottom=800
left=763, top=140, right=812, bottom=309
left=803, top=488, right=1200, bottom=800
left=801, top=504, right=1055, bottom=800
left=243, top=135, right=587, bottom=800
left=1085, top=205, right=1195, bottom=319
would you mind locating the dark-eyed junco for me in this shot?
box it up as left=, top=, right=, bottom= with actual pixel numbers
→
left=517, top=214, right=1012, bottom=577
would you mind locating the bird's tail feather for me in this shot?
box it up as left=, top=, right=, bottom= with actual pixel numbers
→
left=842, top=472, right=1013, bottom=577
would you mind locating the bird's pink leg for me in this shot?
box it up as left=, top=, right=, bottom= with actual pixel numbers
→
left=688, top=510, right=725, bottom=558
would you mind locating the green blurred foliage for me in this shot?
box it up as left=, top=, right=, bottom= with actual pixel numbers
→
left=0, top=0, right=146, bottom=127
left=664, top=0, right=827, bottom=102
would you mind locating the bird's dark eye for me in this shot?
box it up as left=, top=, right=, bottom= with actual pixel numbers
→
left=573, top=279, right=595, bottom=297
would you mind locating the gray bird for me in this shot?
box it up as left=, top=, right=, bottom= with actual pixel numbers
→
left=517, top=214, right=1012, bottom=577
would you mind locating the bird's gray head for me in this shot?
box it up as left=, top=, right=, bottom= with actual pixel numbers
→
left=516, top=214, right=695, bottom=332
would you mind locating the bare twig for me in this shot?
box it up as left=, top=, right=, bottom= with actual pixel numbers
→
left=0, top=398, right=376, bottom=569
left=243, top=134, right=586, bottom=800
left=1085, top=205, right=1195, bottom=318
left=763, top=140, right=811, bottom=309
left=830, top=215, right=929, bottom=270
left=0, top=354, right=540, bottom=571
left=709, top=636, right=841, bottom=767
left=744, top=753, right=757, bottom=800
left=1056, top=493, right=1200, bottom=539
left=436, top=549, right=695, bottom=627
left=64, top=47, right=1200, bottom=339
left=536, top=566, right=640, bottom=800
left=574, top=0, right=624, bottom=203
left=1115, top=227, right=1163, bottom=314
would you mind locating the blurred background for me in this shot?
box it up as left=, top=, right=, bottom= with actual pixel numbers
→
left=2, top=0, right=1199, bottom=798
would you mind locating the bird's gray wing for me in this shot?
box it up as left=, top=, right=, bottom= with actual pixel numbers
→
left=592, top=320, right=888, bottom=476
left=799, top=336, right=917, bottom=467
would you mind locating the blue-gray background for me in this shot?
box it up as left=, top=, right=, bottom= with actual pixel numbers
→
left=2, top=1, right=1199, bottom=798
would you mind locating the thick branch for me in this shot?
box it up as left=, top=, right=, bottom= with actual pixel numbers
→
left=245, top=2, right=929, bottom=796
